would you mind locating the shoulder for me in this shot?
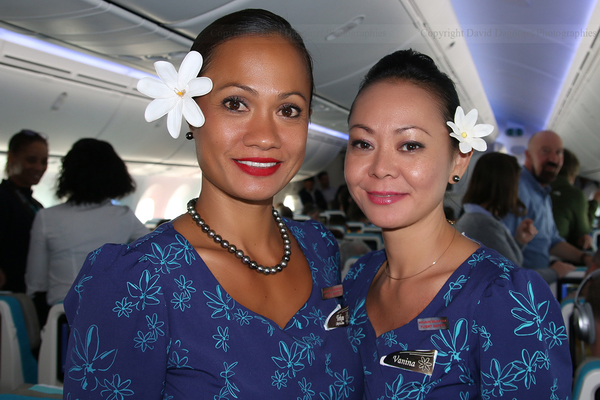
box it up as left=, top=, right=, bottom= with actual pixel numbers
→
left=285, top=218, right=335, bottom=244
left=465, top=246, right=552, bottom=299
left=343, top=250, right=384, bottom=292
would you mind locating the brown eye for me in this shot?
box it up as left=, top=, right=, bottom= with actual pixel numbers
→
left=278, top=105, right=301, bottom=118
left=222, top=97, right=247, bottom=112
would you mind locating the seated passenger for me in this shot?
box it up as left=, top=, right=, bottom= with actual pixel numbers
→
left=503, top=130, right=593, bottom=284
left=551, top=148, right=595, bottom=249
left=455, top=152, right=537, bottom=266
left=25, top=138, right=149, bottom=311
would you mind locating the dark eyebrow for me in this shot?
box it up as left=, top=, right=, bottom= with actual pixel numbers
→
left=349, top=124, right=431, bottom=136
left=216, top=84, right=308, bottom=103
left=278, top=91, right=308, bottom=103
left=217, top=83, right=258, bottom=96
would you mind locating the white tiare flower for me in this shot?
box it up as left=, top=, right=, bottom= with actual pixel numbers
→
left=137, top=51, right=213, bottom=138
left=446, top=106, right=494, bottom=153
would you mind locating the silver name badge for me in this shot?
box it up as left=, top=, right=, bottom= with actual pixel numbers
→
left=380, top=350, right=438, bottom=376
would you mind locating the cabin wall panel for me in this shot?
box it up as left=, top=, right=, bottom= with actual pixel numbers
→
left=0, top=65, right=121, bottom=154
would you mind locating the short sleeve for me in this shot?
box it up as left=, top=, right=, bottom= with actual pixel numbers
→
left=473, top=269, right=572, bottom=398
left=63, top=244, right=169, bottom=400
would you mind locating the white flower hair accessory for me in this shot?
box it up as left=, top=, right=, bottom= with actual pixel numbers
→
left=447, top=106, right=494, bottom=154
left=136, top=51, right=213, bottom=139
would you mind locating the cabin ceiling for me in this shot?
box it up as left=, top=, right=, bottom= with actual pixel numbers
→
left=1, top=0, right=600, bottom=181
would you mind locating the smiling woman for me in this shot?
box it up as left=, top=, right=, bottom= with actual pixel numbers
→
left=342, top=49, right=572, bottom=399
left=62, top=8, right=363, bottom=400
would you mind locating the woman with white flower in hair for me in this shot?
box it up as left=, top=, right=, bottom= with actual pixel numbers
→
left=342, top=49, right=571, bottom=399
left=63, top=9, right=363, bottom=400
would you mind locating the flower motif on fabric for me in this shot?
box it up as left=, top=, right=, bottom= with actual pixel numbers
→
left=204, top=285, right=236, bottom=320
left=443, top=275, right=469, bottom=306
left=68, top=325, right=118, bottom=391
left=127, top=270, right=161, bottom=311
left=112, top=297, right=134, bottom=318
left=174, top=275, right=196, bottom=298
left=133, top=331, right=155, bottom=352
left=88, top=248, right=102, bottom=265
left=171, top=291, right=192, bottom=311
left=213, top=326, right=230, bottom=352
left=481, top=358, right=519, bottom=396
left=136, top=51, right=213, bottom=138
left=167, top=340, right=191, bottom=369
left=234, top=309, right=252, bottom=326
left=74, top=274, right=93, bottom=314
left=146, top=313, right=165, bottom=340
left=447, top=106, right=494, bottom=153
left=218, top=361, right=240, bottom=399
left=99, top=374, right=134, bottom=400
left=509, top=281, right=549, bottom=340
left=271, top=371, right=288, bottom=390
left=140, top=242, right=181, bottom=275
left=431, top=318, right=470, bottom=373
left=543, top=321, right=568, bottom=348
left=381, top=331, right=398, bottom=347
left=295, top=333, right=323, bottom=366
left=298, top=377, right=315, bottom=399
left=333, top=369, right=355, bottom=398
left=271, top=341, right=306, bottom=378
left=488, top=255, right=515, bottom=279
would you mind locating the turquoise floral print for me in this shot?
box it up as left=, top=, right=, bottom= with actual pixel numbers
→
left=343, top=246, right=572, bottom=399
left=63, top=219, right=363, bottom=399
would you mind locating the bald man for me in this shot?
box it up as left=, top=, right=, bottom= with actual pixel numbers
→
left=503, top=130, right=593, bottom=284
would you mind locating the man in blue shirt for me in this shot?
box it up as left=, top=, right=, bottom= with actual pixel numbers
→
left=504, top=130, right=592, bottom=283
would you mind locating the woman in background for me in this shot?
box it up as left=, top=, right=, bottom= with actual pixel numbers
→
left=26, top=138, right=148, bottom=313
left=343, top=49, right=571, bottom=398
left=455, top=152, right=537, bottom=266
left=63, top=9, right=363, bottom=399
left=0, top=129, right=48, bottom=292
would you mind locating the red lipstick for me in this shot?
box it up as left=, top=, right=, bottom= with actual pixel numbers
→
left=234, top=157, right=281, bottom=176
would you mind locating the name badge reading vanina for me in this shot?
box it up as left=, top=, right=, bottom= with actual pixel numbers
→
left=324, top=304, right=349, bottom=330
left=380, top=350, right=438, bottom=376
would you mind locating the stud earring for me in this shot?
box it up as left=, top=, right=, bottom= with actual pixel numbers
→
left=185, top=132, right=194, bottom=140
left=452, top=175, right=460, bottom=183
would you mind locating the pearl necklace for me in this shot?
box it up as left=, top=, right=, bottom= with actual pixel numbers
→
left=186, top=198, right=292, bottom=275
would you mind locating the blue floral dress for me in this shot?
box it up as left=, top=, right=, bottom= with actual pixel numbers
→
left=343, top=246, right=572, bottom=399
left=63, top=219, right=364, bottom=400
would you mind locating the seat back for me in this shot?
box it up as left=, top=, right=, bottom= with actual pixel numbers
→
left=573, top=358, right=600, bottom=400
left=561, top=297, right=575, bottom=339
left=345, top=233, right=384, bottom=251
left=5, top=293, right=40, bottom=352
left=0, top=296, right=38, bottom=392
left=37, top=303, right=66, bottom=387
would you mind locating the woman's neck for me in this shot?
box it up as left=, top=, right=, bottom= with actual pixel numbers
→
left=192, top=189, right=279, bottom=251
left=381, top=213, right=456, bottom=278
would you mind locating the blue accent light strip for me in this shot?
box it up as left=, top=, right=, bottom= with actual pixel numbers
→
left=0, top=27, right=155, bottom=80
left=308, top=122, right=349, bottom=141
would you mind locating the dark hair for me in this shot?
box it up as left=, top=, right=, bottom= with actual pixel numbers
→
left=349, top=49, right=460, bottom=151
left=462, top=152, right=525, bottom=218
left=56, top=138, right=135, bottom=205
left=8, top=129, right=48, bottom=154
left=191, top=9, right=314, bottom=106
left=559, top=148, right=580, bottom=178
left=317, top=171, right=328, bottom=179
